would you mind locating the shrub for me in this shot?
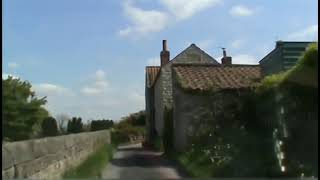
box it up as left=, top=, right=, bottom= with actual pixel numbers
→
left=111, top=130, right=130, bottom=146
left=41, top=116, right=58, bottom=137
left=90, top=120, right=114, bottom=131
left=118, top=110, right=146, bottom=127
left=67, top=117, right=83, bottom=133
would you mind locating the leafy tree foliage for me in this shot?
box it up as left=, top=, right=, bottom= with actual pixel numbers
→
left=112, top=110, right=146, bottom=144
left=90, top=119, right=114, bottom=131
left=2, top=77, right=48, bottom=141
left=118, top=110, right=145, bottom=126
left=41, top=116, right=58, bottom=137
left=67, top=117, right=83, bottom=133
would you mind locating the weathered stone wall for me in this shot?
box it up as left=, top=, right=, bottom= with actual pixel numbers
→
left=145, top=86, right=151, bottom=142
left=172, top=73, right=244, bottom=151
left=154, top=69, right=164, bottom=136
left=153, top=45, right=218, bottom=137
left=172, top=44, right=219, bottom=64
left=172, top=78, right=213, bottom=151
left=2, top=130, right=110, bottom=179
left=154, top=64, right=174, bottom=137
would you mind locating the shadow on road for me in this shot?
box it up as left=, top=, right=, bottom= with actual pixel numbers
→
left=108, top=143, right=190, bottom=178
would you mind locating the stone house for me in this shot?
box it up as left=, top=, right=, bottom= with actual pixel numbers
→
left=145, top=40, right=261, bottom=150
left=145, top=40, right=219, bottom=142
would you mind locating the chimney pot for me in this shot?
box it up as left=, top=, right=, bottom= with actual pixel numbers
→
left=163, top=40, right=167, bottom=51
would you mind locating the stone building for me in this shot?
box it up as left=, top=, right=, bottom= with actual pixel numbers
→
left=145, top=40, right=219, bottom=142
left=259, top=41, right=314, bottom=76
left=145, top=40, right=261, bottom=150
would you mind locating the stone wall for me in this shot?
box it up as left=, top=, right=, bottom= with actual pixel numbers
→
left=154, top=64, right=174, bottom=137
left=2, top=130, right=110, bottom=179
left=172, top=44, right=219, bottom=64
left=172, top=73, right=245, bottom=151
left=172, top=79, right=214, bottom=151
left=153, top=45, right=218, bottom=137
left=154, top=69, right=164, bottom=137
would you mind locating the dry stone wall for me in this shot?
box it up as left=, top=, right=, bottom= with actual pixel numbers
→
left=2, top=130, right=110, bottom=179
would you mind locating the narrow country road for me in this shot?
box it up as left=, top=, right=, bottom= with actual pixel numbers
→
left=102, top=143, right=189, bottom=179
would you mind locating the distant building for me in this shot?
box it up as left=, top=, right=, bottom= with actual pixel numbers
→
left=259, top=41, right=314, bottom=76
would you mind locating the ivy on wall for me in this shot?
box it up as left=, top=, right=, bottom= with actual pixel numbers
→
left=255, top=43, right=318, bottom=177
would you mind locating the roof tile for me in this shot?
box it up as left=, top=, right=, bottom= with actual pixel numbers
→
left=146, top=66, right=160, bottom=88
left=173, top=64, right=262, bottom=92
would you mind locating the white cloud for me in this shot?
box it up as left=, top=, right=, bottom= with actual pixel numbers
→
left=232, top=54, right=258, bottom=64
left=33, top=83, right=72, bottom=96
left=8, top=62, right=19, bottom=69
left=231, top=39, right=245, bottom=49
left=81, top=87, right=103, bottom=95
left=81, top=70, right=109, bottom=96
left=119, top=0, right=223, bottom=37
left=94, top=69, right=106, bottom=81
left=160, top=0, right=222, bottom=20
left=119, top=1, right=169, bottom=37
left=287, top=25, right=318, bottom=41
left=230, top=5, right=254, bottom=17
left=147, top=57, right=160, bottom=66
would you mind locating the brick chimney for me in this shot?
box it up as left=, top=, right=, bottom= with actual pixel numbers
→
left=160, top=40, right=170, bottom=66
left=221, top=48, right=232, bottom=65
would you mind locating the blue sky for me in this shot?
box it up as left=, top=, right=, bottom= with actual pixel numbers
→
left=3, top=0, right=318, bottom=121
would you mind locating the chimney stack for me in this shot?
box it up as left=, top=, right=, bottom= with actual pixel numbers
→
left=160, top=40, right=170, bottom=66
left=221, top=48, right=232, bottom=65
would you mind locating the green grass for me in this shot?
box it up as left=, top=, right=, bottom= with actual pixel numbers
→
left=174, top=151, right=213, bottom=177
left=63, top=143, right=116, bottom=179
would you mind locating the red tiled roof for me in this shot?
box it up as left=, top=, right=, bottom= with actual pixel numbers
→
left=173, top=64, right=262, bottom=92
left=146, top=66, right=160, bottom=88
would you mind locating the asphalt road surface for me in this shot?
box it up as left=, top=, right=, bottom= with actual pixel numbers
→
left=102, top=143, right=189, bottom=179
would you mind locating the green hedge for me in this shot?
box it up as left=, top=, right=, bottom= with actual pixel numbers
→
left=170, top=43, right=318, bottom=178
left=256, top=43, right=318, bottom=177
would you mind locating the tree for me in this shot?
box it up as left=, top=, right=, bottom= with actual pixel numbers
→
left=2, top=76, right=48, bottom=141
left=90, top=119, right=114, bottom=131
left=117, top=110, right=146, bottom=127
left=67, top=117, right=83, bottom=133
left=41, top=116, right=58, bottom=137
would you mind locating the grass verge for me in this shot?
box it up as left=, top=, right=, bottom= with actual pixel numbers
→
left=164, top=150, right=213, bottom=178
left=63, top=143, right=116, bottom=178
